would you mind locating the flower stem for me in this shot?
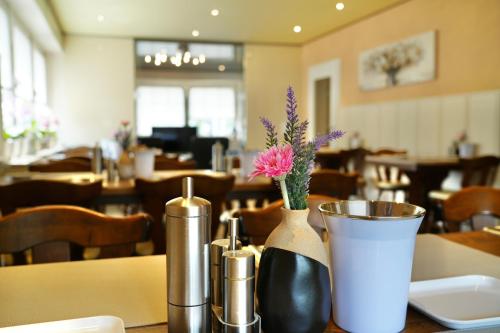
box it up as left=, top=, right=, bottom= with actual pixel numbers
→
left=279, top=177, right=291, bottom=210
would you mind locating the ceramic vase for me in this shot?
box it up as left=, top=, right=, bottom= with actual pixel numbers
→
left=319, top=200, right=425, bottom=333
left=117, top=151, right=134, bottom=180
left=256, top=208, right=331, bottom=333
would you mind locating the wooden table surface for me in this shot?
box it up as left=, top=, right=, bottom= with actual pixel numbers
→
left=1, top=170, right=274, bottom=196
left=127, top=231, right=500, bottom=333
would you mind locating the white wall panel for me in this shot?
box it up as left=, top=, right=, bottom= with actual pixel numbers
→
left=441, top=95, right=467, bottom=156
left=340, top=90, right=499, bottom=157
left=379, top=103, right=398, bottom=148
left=467, top=91, right=500, bottom=155
left=417, top=97, right=441, bottom=157
left=397, top=100, right=418, bottom=155
left=363, top=105, right=381, bottom=149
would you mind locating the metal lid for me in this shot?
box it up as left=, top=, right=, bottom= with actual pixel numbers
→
left=210, top=239, right=242, bottom=265
left=318, top=200, right=426, bottom=221
left=165, top=177, right=211, bottom=217
left=223, top=250, right=255, bottom=280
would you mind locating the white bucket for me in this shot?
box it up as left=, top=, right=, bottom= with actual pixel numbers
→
left=319, top=201, right=425, bottom=333
left=458, top=142, right=476, bottom=158
left=134, top=149, right=155, bottom=179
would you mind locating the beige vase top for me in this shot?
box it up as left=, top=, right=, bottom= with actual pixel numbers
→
left=264, top=208, right=329, bottom=267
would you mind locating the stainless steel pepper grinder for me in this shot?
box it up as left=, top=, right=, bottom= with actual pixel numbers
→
left=213, top=218, right=261, bottom=333
left=166, top=177, right=211, bottom=333
left=211, top=219, right=242, bottom=308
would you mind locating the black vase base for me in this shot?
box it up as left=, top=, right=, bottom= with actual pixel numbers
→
left=257, top=247, right=331, bottom=333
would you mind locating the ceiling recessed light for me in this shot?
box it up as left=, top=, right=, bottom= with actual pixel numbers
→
left=154, top=58, right=161, bottom=66
left=218, top=64, right=226, bottom=72
left=97, top=14, right=104, bottom=22
left=293, top=25, right=302, bottom=33
left=144, top=55, right=151, bottom=63
left=336, top=2, right=344, bottom=11
left=199, top=54, right=206, bottom=63
left=211, top=9, right=220, bottom=16
left=193, top=58, right=200, bottom=66
left=192, top=30, right=200, bottom=37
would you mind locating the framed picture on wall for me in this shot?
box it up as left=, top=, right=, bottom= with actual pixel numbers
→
left=358, top=31, right=436, bottom=91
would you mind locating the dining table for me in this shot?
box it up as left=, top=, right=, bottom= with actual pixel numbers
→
left=0, top=169, right=277, bottom=207
left=365, top=155, right=460, bottom=208
left=0, top=231, right=498, bottom=332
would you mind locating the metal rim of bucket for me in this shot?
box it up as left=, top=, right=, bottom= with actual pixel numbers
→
left=318, top=200, right=426, bottom=221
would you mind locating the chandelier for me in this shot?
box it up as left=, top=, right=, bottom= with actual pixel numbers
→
left=144, top=50, right=206, bottom=67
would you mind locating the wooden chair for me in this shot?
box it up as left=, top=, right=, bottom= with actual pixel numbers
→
left=310, top=169, right=359, bottom=200
left=29, top=157, right=92, bottom=172
left=460, top=155, right=499, bottom=187
left=370, top=149, right=409, bottom=201
left=0, top=179, right=103, bottom=216
left=62, top=146, right=93, bottom=159
left=443, top=187, right=500, bottom=232
left=427, top=155, right=499, bottom=231
left=154, top=155, right=196, bottom=170
left=0, top=179, right=103, bottom=264
left=235, top=195, right=336, bottom=245
left=315, top=151, right=343, bottom=170
left=136, top=174, right=235, bottom=254
left=339, top=148, right=371, bottom=174
left=429, top=155, right=499, bottom=202
left=0, top=205, right=152, bottom=264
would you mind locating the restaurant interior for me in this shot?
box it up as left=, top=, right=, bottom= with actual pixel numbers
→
left=0, top=0, right=499, bottom=332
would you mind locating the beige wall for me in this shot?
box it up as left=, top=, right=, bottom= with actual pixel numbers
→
left=244, top=44, right=302, bottom=150
left=48, top=35, right=135, bottom=147
left=301, top=0, right=500, bottom=107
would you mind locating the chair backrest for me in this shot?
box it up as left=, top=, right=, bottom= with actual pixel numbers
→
left=309, top=169, right=358, bottom=200
left=339, top=148, right=371, bottom=173
left=29, top=157, right=92, bottom=172
left=369, top=149, right=407, bottom=182
left=154, top=155, right=196, bottom=170
left=315, top=151, right=343, bottom=170
left=235, top=195, right=336, bottom=245
left=443, top=186, right=500, bottom=228
left=460, top=155, right=499, bottom=187
left=136, top=174, right=235, bottom=254
left=0, top=180, right=103, bottom=216
left=0, top=205, right=152, bottom=264
left=62, top=146, right=93, bottom=159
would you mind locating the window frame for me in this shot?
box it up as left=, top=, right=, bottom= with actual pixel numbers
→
left=135, top=78, right=244, bottom=141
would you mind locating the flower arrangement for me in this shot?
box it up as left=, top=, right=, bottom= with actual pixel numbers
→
left=114, top=120, right=132, bottom=151
left=251, top=86, right=344, bottom=210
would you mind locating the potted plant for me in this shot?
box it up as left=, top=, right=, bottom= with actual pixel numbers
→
left=251, top=86, right=343, bottom=333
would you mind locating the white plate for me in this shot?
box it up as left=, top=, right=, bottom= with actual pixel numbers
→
left=0, top=316, right=125, bottom=333
left=409, top=275, right=500, bottom=330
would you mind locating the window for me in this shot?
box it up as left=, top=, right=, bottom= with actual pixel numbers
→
left=33, top=47, right=47, bottom=104
left=13, top=25, right=32, bottom=100
left=136, top=86, right=185, bottom=136
left=188, top=87, right=235, bottom=137
left=0, top=7, right=12, bottom=88
left=0, top=5, right=52, bottom=148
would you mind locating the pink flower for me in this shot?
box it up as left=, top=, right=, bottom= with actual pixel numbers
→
left=250, top=145, right=294, bottom=180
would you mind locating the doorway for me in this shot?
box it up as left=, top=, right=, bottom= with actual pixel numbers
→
left=307, top=59, right=341, bottom=140
left=314, top=78, right=330, bottom=136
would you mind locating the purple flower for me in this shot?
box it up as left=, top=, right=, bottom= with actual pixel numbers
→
left=286, top=86, right=298, bottom=124
left=260, top=117, right=278, bottom=148
left=314, top=129, right=345, bottom=151
left=293, top=120, right=309, bottom=150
